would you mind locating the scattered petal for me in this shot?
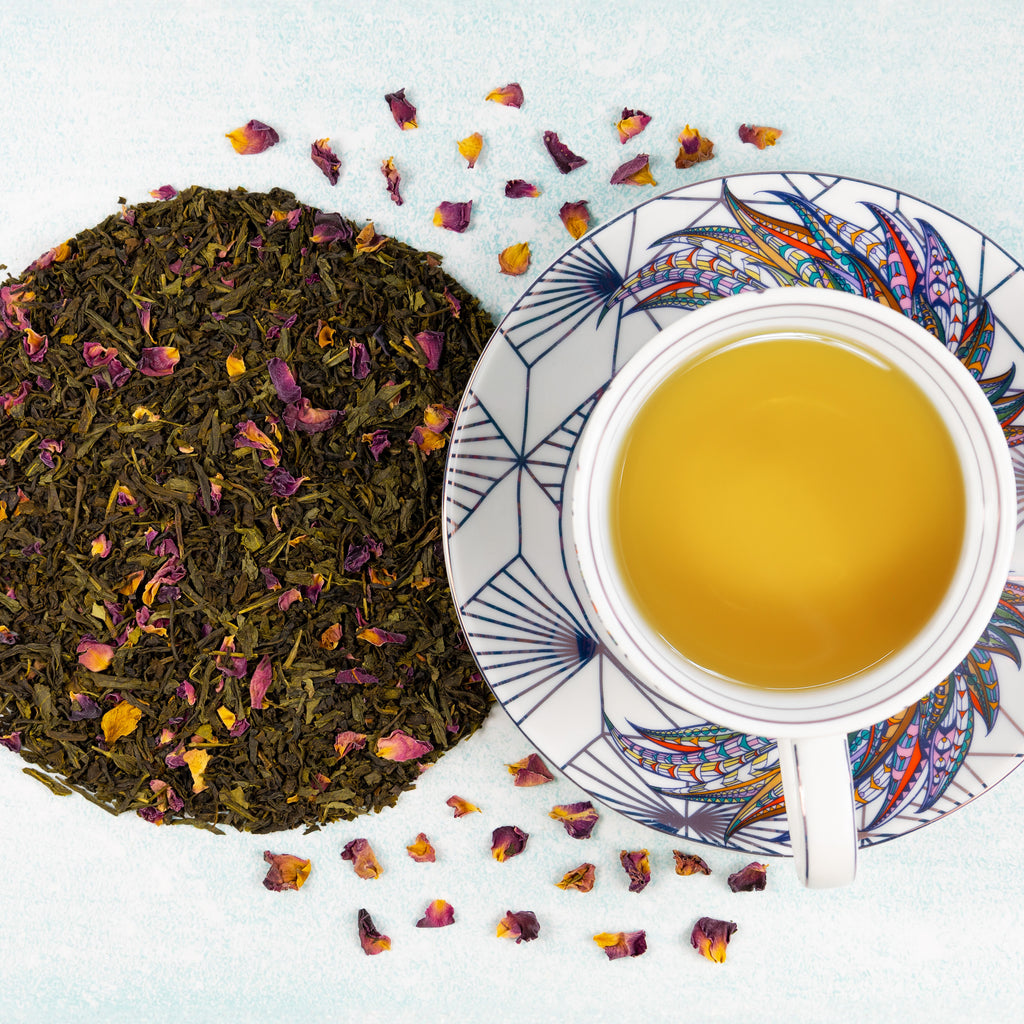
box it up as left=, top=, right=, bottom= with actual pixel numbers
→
left=559, top=200, right=591, bottom=239
left=316, top=320, right=335, bottom=348
left=311, top=138, right=341, bottom=184
left=422, top=403, right=455, bottom=431
left=506, top=753, right=554, bottom=787
left=355, top=221, right=387, bottom=253
left=486, top=82, right=524, bottom=107
left=407, top=833, right=436, bottom=862
left=182, top=748, right=210, bottom=793
left=69, top=692, right=101, bottom=721
left=283, top=398, right=341, bottom=433
left=549, top=801, right=599, bottom=839
left=90, top=534, right=112, bottom=558
left=446, top=795, right=480, bottom=818
left=226, top=119, right=280, bottom=155
left=0, top=731, right=21, bottom=752
left=412, top=330, right=444, bottom=370
left=675, top=124, right=715, bottom=168
left=610, top=153, right=657, bottom=186
left=277, top=587, right=303, bottom=611
left=362, top=429, right=391, bottom=461
left=491, top=825, right=529, bottom=862
left=215, top=635, right=248, bottom=678
left=673, top=851, right=712, bottom=876
left=556, top=863, right=596, bottom=892
left=616, top=108, right=651, bottom=143
left=265, top=467, right=307, bottom=497
left=594, top=930, right=647, bottom=960
left=458, top=132, right=483, bottom=168
left=728, top=862, right=768, bottom=892
left=320, top=622, right=344, bottom=649
left=375, top=729, right=433, bottom=762
left=543, top=130, right=586, bottom=173
left=497, top=910, right=540, bottom=943
left=341, top=838, right=383, bottom=879
left=738, top=123, right=782, bottom=149
left=23, top=328, right=48, bottom=362
left=498, top=242, right=531, bottom=276
left=344, top=535, right=383, bottom=572
left=350, top=338, right=371, bottom=379
left=417, top=899, right=455, bottom=928
left=267, top=357, right=303, bottom=403
left=149, top=185, right=178, bottom=200
left=620, top=849, right=651, bottom=892
left=234, top=420, right=280, bottom=467
left=249, top=654, right=273, bottom=709
left=357, top=626, right=407, bottom=647
left=77, top=637, right=115, bottom=673
left=262, top=850, right=311, bottom=891
left=226, top=345, right=246, bottom=379
left=357, top=909, right=391, bottom=955
left=409, top=424, right=446, bottom=455
left=381, top=157, right=403, bottom=205
left=334, top=730, right=368, bottom=758
left=385, top=88, right=418, bottom=130
left=691, top=917, right=737, bottom=963
left=433, top=201, right=473, bottom=233
left=504, top=179, right=540, bottom=198
left=100, top=701, right=142, bottom=744
left=310, top=211, right=353, bottom=243
left=334, top=668, right=378, bottom=686
left=306, top=573, right=326, bottom=604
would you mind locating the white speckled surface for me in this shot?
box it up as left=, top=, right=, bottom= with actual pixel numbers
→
left=3, top=2, right=1024, bottom=1021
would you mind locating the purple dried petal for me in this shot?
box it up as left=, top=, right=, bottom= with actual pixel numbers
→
left=310, top=211, right=353, bottom=244
left=620, top=849, right=651, bottom=893
left=137, top=346, right=180, bottom=377
left=542, top=130, right=587, bottom=173
left=260, top=567, right=281, bottom=591
left=491, top=825, right=530, bottom=862
left=350, top=339, right=371, bottom=380
left=727, top=862, right=768, bottom=892
left=385, top=87, right=418, bottom=130
left=505, top=179, right=541, bottom=198
left=691, top=917, right=737, bottom=963
left=344, top=536, right=384, bottom=572
left=334, top=668, right=379, bottom=686
left=283, top=399, right=342, bottom=433
left=549, top=801, right=599, bottom=839
left=264, top=467, right=307, bottom=497
left=1, top=731, right=22, bottom=752
left=610, top=153, right=656, bottom=186
left=433, top=201, right=473, bottom=233
left=413, top=330, right=444, bottom=371
left=381, top=157, right=403, bottom=205
left=311, top=138, right=341, bottom=185
left=267, top=358, right=303, bottom=403
left=363, top=429, right=390, bottom=461
left=357, top=909, right=391, bottom=955
left=69, top=693, right=101, bottom=721
left=497, top=910, right=540, bottom=943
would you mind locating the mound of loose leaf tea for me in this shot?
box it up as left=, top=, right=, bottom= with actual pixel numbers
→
left=0, top=185, right=494, bottom=833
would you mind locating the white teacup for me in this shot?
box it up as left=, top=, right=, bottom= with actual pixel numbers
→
left=571, top=287, right=1015, bottom=887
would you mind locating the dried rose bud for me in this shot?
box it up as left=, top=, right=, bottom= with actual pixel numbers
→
left=375, top=729, right=432, bottom=761
left=498, top=242, right=531, bottom=276
left=458, top=132, right=483, bottom=168
left=611, top=153, right=656, bottom=186
left=691, top=917, right=737, bottom=963
left=616, top=108, right=651, bottom=143
left=559, top=200, right=591, bottom=239
left=728, top=862, right=768, bottom=892
left=357, top=909, right=391, bottom=955
left=416, top=899, right=455, bottom=928
left=673, top=851, right=712, bottom=876
left=492, top=825, right=529, bottom=862
left=620, top=849, right=651, bottom=892
left=433, top=200, right=473, bottom=233
left=550, top=801, right=599, bottom=839
left=505, top=179, right=540, bottom=198
left=226, top=119, right=280, bottom=154
left=486, top=82, right=524, bottom=107
left=438, top=795, right=480, bottom=821
left=262, top=851, right=311, bottom=891
left=385, top=88, right=418, bottom=129
left=341, top=838, right=383, bottom=879
left=334, top=730, right=368, bottom=758
left=593, top=930, right=647, bottom=960
left=675, top=124, right=715, bottom=168
left=555, top=863, right=596, bottom=892
left=248, top=654, right=273, bottom=709
left=506, top=753, right=553, bottom=786
left=543, top=130, right=586, bottom=173
left=311, top=138, right=341, bottom=185
left=738, top=123, right=782, bottom=149
left=381, top=157, right=403, bottom=205
left=407, top=833, right=436, bottom=863
left=497, top=910, right=540, bottom=943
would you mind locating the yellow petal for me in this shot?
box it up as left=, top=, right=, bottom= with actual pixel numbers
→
left=226, top=345, right=246, bottom=379
left=101, top=702, right=143, bottom=745
left=217, top=706, right=237, bottom=730
left=498, top=242, right=531, bottom=276
left=457, top=132, right=483, bottom=168
left=183, top=748, right=211, bottom=793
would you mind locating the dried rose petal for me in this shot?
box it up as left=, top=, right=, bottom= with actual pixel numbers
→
left=381, top=157, right=403, bottom=205
left=265, top=467, right=307, bottom=497
left=182, top=748, right=210, bottom=793
left=505, top=179, right=540, bottom=198
left=267, top=357, right=302, bottom=403
left=675, top=124, right=715, bottom=168
left=283, top=399, right=341, bottom=433
left=100, top=701, right=142, bottom=744
left=559, top=200, right=591, bottom=239
left=385, top=88, right=418, bottom=130
left=334, top=730, right=368, bottom=758
left=357, top=626, right=407, bottom=647
left=234, top=420, right=280, bottom=467
left=416, top=899, right=455, bottom=928
left=226, top=345, right=246, bottom=379
left=446, top=795, right=480, bottom=817
left=277, top=587, right=302, bottom=611
left=334, top=668, right=378, bottom=686
left=491, top=825, right=529, bottom=862
left=311, top=138, right=341, bottom=185
left=90, top=534, right=112, bottom=558
left=248, top=654, right=272, bottom=710
left=149, top=185, right=178, bottom=200
left=375, top=729, right=433, bottom=762
left=620, top=849, right=651, bottom=892
left=458, top=132, right=483, bottom=168
left=673, top=851, right=712, bottom=876
left=593, top=930, right=647, bottom=960
left=355, top=222, right=387, bottom=253
left=226, top=119, right=280, bottom=155
left=409, top=425, right=445, bottom=455
left=728, top=862, right=768, bottom=892
left=310, top=211, right=353, bottom=243
left=350, top=338, right=371, bottom=380
left=738, top=123, right=782, bottom=149
left=691, top=917, right=737, bottom=963
left=486, top=82, right=524, bottom=107
left=77, top=636, right=114, bottom=673
left=433, top=201, right=473, bottom=233
left=423, top=403, right=454, bottom=431
left=362, top=428, right=390, bottom=461
left=611, top=153, right=657, bottom=186
left=407, top=833, right=436, bottom=863
left=69, top=692, right=101, bottom=721
left=498, top=242, right=531, bottom=276
left=137, top=346, right=179, bottom=377
left=344, top=535, right=383, bottom=572
left=262, top=851, right=311, bottom=891
left=556, top=863, right=596, bottom=892
left=357, top=909, right=391, bottom=955
left=550, top=801, right=599, bottom=839
left=23, top=328, right=48, bottom=362
left=215, top=635, right=248, bottom=678
left=497, top=910, right=540, bottom=943
left=616, top=108, right=651, bottom=143
left=506, top=753, right=554, bottom=787
left=543, top=130, right=586, bottom=173
left=341, top=838, right=383, bottom=880
left=0, top=731, right=21, bottom=752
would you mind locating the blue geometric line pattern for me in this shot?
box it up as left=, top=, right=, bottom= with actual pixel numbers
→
left=522, top=392, right=601, bottom=509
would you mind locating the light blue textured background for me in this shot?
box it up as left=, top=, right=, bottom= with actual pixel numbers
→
left=2, top=2, right=1024, bottom=1021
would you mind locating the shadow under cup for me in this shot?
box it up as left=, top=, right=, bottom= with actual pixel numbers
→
left=571, top=289, right=1015, bottom=885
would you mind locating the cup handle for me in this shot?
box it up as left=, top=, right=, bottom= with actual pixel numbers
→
left=775, top=735, right=858, bottom=888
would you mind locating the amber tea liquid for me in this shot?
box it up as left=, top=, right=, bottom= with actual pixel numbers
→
left=610, top=330, right=967, bottom=689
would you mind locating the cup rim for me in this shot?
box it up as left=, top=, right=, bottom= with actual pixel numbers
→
left=571, top=287, right=1016, bottom=737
